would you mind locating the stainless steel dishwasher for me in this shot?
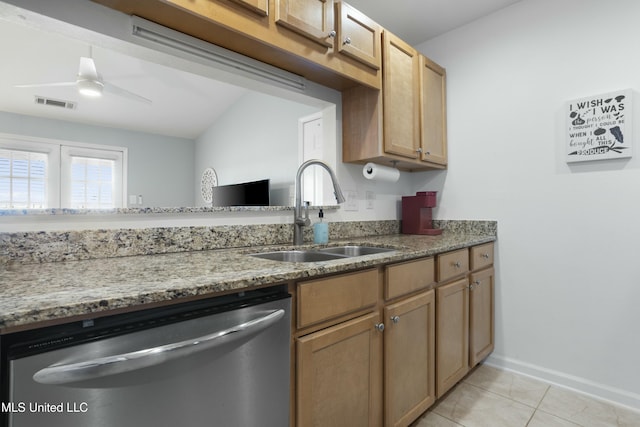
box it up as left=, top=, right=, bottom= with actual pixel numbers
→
left=0, top=286, right=291, bottom=427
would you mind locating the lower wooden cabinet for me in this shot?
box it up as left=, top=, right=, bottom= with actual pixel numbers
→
left=435, top=277, right=470, bottom=398
left=470, top=267, right=495, bottom=367
left=296, top=312, right=383, bottom=427
left=435, top=244, right=495, bottom=398
left=294, top=244, right=495, bottom=425
left=384, top=290, right=435, bottom=427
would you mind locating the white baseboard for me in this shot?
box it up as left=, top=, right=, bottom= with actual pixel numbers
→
left=484, top=354, right=640, bottom=412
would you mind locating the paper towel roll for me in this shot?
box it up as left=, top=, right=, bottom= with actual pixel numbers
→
left=362, top=163, right=400, bottom=183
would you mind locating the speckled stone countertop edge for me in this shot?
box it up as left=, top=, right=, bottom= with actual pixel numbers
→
left=0, top=231, right=496, bottom=333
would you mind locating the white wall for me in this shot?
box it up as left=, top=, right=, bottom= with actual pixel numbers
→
left=415, top=0, right=640, bottom=409
left=0, top=111, right=195, bottom=207
left=194, top=91, right=319, bottom=206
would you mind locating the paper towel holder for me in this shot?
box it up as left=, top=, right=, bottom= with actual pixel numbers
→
left=365, top=160, right=397, bottom=174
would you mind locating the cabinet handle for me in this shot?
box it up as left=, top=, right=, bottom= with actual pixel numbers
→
left=391, top=315, right=400, bottom=324
left=469, top=283, right=475, bottom=291
left=453, top=261, right=461, bottom=268
left=481, top=253, right=490, bottom=259
left=328, top=30, right=336, bottom=38
left=375, top=323, right=385, bottom=332
left=343, top=36, right=352, bottom=45
left=416, top=147, right=423, bottom=153
left=426, top=151, right=431, bottom=155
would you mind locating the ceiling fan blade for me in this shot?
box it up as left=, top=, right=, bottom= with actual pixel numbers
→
left=15, top=81, right=76, bottom=88
left=103, top=82, right=152, bottom=105
left=79, top=56, right=99, bottom=80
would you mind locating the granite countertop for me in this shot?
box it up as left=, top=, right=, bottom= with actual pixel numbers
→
left=0, top=232, right=495, bottom=333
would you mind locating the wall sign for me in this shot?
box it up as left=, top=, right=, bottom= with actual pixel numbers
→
left=566, top=89, right=632, bottom=163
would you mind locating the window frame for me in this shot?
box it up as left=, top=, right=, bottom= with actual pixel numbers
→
left=61, top=144, right=126, bottom=209
left=0, top=133, right=127, bottom=209
left=0, top=135, right=61, bottom=208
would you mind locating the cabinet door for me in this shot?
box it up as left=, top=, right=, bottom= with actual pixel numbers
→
left=382, top=31, right=419, bottom=160
left=384, top=291, right=436, bottom=427
left=297, top=312, right=383, bottom=427
left=229, top=0, right=269, bottom=16
left=336, top=2, right=382, bottom=69
left=436, top=277, right=469, bottom=397
left=470, top=267, right=495, bottom=367
left=419, top=55, right=447, bottom=166
left=275, top=0, right=335, bottom=47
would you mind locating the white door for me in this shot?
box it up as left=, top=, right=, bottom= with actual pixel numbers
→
left=299, top=112, right=329, bottom=206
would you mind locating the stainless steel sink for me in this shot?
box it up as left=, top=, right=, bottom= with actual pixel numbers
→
left=250, top=250, right=348, bottom=263
left=249, top=245, right=396, bottom=262
left=318, top=245, right=396, bottom=256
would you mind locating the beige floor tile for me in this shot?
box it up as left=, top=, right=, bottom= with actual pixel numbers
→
left=538, top=386, right=640, bottom=427
left=431, top=383, right=535, bottom=427
left=528, top=410, right=583, bottom=427
left=464, top=364, right=549, bottom=408
left=410, top=411, right=464, bottom=427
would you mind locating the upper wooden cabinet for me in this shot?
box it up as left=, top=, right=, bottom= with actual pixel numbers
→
left=230, top=0, right=269, bottom=16
left=92, top=0, right=381, bottom=90
left=342, top=30, right=448, bottom=171
left=336, top=2, right=382, bottom=70
left=275, top=0, right=335, bottom=47
left=382, top=31, right=420, bottom=160
left=419, top=56, right=447, bottom=165
left=274, top=1, right=381, bottom=68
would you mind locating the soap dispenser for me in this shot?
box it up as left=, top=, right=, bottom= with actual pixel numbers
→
left=313, top=209, right=329, bottom=244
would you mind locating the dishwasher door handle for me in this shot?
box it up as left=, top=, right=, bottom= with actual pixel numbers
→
left=33, top=308, right=285, bottom=385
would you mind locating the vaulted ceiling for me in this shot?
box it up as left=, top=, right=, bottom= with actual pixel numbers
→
left=0, top=1, right=523, bottom=139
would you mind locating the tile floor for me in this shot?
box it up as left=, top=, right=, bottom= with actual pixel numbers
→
left=411, top=364, right=640, bottom=427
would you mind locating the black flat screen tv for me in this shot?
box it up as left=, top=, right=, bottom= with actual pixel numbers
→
left=211, top=179, right=270, bottom=207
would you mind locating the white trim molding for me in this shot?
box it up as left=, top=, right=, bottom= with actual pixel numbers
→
left=485, top=354, right=640, bottom=412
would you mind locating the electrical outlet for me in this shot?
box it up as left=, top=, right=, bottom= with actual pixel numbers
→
left=344, top=190, right=358, bottom=211
left=365, top=191, right=375, bottom=209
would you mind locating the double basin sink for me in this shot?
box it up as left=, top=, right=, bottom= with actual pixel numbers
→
left=250, top=245, right=396, bottom=263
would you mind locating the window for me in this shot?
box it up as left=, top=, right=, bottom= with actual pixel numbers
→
left=0, top=135, right=126, bottom=209
left=61, top=145, right=124, bottom=209
left=0, top=149, right=48, bottom=209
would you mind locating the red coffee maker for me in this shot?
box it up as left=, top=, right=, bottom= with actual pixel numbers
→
left=401, top=191, right=442, bottom=235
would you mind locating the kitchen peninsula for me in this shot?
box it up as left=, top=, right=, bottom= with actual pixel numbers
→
left=0, top=220, right=495, bottom=332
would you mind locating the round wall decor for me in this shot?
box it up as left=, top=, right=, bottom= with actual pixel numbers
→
left=200, top=167, right=218, bottom=203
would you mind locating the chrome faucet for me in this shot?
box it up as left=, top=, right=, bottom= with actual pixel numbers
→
left=294, top=159, right=346, bottom=245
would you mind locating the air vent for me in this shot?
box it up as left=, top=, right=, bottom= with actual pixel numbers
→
left=34, top=96, right=76, bottom=110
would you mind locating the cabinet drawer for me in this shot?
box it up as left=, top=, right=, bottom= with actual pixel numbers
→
left=385, top=257, right=434, bottom=300
left=297, top=268, right=378, bottom=329
left=437, top=248, right=469, bottom=282
left=470, top=242, right=494, bottom=271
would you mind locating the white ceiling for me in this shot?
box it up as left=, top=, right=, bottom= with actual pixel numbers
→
left=347, top=0, right=524, bottom=45
left=0, top=18, right=248, bottom=140
left=0, top=1, right=523, bottom=139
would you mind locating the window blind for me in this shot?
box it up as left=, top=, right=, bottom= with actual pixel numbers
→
left=0, top=149, right=48, bottom=209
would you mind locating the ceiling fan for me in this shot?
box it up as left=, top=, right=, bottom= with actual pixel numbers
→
left=15, top=51, right=152, bottom=105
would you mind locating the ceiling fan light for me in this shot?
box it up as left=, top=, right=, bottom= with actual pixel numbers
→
left=77, top=79, right=104, bottom=97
